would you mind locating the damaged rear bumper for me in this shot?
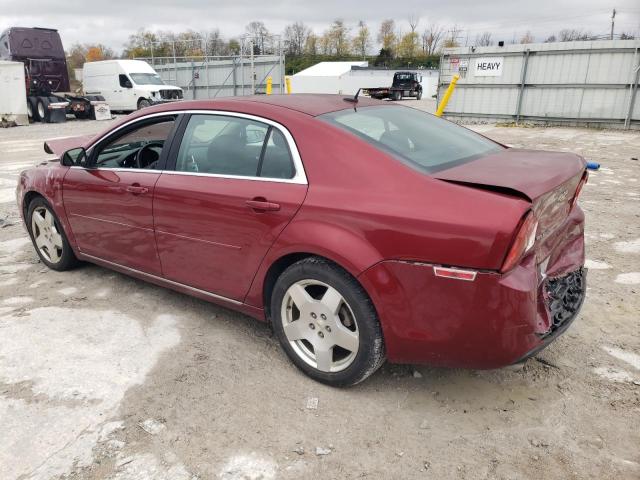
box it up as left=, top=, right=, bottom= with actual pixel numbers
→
left=358, top=206, right=586, bottom=368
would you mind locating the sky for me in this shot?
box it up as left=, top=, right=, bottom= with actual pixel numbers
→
left=0, top=0, right=639, bottom=53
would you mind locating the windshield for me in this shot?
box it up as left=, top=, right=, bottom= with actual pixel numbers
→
left=320, top=106, right=503, bottom=172
left=395, top=73, right=414, bottom=81
left=129, top=73, right=165, bottom=85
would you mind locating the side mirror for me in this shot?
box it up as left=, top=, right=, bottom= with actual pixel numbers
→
left=61, top=147, right=88, bottom=167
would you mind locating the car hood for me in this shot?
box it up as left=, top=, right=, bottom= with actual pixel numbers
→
left=44, top=134, right=96, bottom=157
left=433, top=148, right=586, bottom=202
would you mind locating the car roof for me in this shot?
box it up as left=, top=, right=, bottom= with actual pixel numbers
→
left=142, top=94, right=386, bottom=118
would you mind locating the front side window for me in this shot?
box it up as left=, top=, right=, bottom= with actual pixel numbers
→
left=118, top=74, right=131, bottom=88
left=321, top=106, right=503, bottom=173
left=93, top=117, right=176, bottom=169
left=175, top=114, right=295, bottom=179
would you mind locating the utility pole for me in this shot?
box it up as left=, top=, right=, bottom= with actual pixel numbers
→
left=610, top=8, right=616, bottom=40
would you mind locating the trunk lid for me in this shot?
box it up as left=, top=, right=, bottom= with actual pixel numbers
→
left=44, top=134, right=95, bottom=157
left=433, top=148, right=586, bottom=202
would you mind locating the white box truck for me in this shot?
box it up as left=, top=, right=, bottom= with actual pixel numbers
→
left=83, top=60, right=183, bottom=112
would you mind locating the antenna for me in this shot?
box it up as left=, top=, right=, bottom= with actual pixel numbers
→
left=343, top=88, right=361, bottom=103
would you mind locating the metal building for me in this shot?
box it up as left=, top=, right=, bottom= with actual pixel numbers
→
left=438, top=40, right=640, bottom=129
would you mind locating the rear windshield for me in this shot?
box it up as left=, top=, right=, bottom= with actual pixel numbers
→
left=129, top=73, right=165, bottom=85
left=320, top=105, right=503, bottom=172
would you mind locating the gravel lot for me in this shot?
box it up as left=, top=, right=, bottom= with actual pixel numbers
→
left=1, top=102, right=639, bottom=480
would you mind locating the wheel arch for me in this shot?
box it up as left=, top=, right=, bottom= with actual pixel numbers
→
left=22, top=190, right=45, bottom=219
left=261, top=252, right=322, bottom=321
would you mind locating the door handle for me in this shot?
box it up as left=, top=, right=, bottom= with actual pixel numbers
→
left=125, top=184, right=149, bottom=195
left=245, top=198, right=280, bottom=212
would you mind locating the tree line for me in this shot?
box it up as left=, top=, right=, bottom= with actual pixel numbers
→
left=66, top=18, right=637, bottom=75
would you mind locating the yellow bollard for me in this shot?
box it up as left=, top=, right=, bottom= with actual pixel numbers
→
left=285, top=76, right=292, bottom=95
left=435, top=74, right=460, bottom=117
left=266, top=76, right=272, bottom=95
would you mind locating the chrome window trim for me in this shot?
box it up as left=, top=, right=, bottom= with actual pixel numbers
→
left=85, top=109, right=308, bottom=185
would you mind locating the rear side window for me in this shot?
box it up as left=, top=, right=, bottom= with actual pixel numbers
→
left=175, top=114, right=295, bottom=179
left=320, top=106, right=503, bottom=173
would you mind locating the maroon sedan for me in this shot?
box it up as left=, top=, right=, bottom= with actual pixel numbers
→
left=17, top=95, right=587, bottom=386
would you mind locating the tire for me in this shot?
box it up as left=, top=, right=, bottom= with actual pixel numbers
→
left=137, top=98, right=151, bottom=110
left=392, top=90, right=402, bottom=101
left=37, top=97, right=50, bottom=123
left=416, top=90, right=423, bottom=100
left=27, top=97, right=40, bottom=122
left=270, top=257, right=385, bottom=387
left=26, top=197, right=78, bottom=271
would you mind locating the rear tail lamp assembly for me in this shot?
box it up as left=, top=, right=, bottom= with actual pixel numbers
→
left=501, top=211, right=538, bottom=273
left=570, top=171, right=588, bottom=210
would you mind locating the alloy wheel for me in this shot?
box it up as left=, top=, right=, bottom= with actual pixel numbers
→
left=31, top=206, right=63, bottom=263
left=281, top=279, right=359, bottom=373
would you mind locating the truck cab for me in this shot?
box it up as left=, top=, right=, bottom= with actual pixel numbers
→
left=392, top=72, right=422, bottom=92
left=83, top=60, right=183, bottom=112
left=363, top=71, right=423, bottom=101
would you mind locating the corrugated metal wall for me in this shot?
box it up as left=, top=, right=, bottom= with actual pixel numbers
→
left=137, top=55, right=284, bottom=100
left=438, top=40, right=640, bottom=129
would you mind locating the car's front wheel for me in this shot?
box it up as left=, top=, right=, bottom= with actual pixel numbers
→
left=271, top=257, right=385, bottom=386
left=27, top=198, right=78, bottom=271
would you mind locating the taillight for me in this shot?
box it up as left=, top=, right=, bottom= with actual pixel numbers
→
left=571, top=171, right=588, bottom=210
left=501, top=211, right=538, bottom=273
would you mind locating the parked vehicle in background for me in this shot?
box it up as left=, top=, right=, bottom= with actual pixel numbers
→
left=17, top=94, right=587, bottom=387
left=83, top=60, right=183, bottom=112
left=0, top=26, right=109, bottom=123
left=363, top=71, right=423, bottom=101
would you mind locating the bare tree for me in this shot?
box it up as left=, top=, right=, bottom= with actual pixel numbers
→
left=245, top=21, right=270, bottom=53
left=544, top=34, right=557, bottom=43
left=408, top=13, right=420, bottom=33
left=378, top=19, right=397, bottom=54
left=283, top=22, right=310, bottom=56
left=443, top=25, right=462, bottom=48
left=520, top=31, right=535, bottom=44
left=304, top=33, right=318, bottom=55
left=558, top=29, right=592, bottom=41
left=475, top=32, right=493, bottom=46
left=206, top=29, right=224, bottom=56
left=352, top=20, right=371, bottom=58
left=421, top=23, right=445, bottom=55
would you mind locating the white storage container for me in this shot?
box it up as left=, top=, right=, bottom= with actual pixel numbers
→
left=0, top=60, right=28, bottom=126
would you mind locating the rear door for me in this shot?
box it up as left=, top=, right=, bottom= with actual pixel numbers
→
left=153, top=112, right=308, bottom=301
left=63, top=114, right=179, bottom=275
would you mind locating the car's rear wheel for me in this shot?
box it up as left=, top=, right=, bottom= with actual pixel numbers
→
left=271, top=257, right=385, bottom=386
left=27, top=198, right=78, bottom=271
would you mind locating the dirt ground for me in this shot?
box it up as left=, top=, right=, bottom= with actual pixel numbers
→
left=1, top=103, right=639, bottom=480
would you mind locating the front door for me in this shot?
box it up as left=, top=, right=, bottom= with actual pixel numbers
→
left=63, top=115, right=178, bottom=275
left=153, top=113, right=308, bottom=301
